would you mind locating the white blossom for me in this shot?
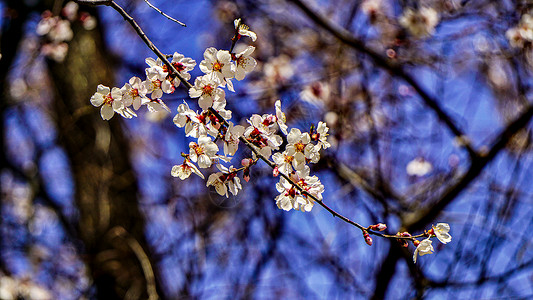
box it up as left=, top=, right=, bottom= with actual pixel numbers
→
left=173, top=101, right=206, bottom=137
left=399, top=7, right=439, bottom=38
left=234, top=46, right=257, bottom=81
left=143, top=68, right=173, bottom=99
left=413, top=238, right=434, bottom=263
left=433, top=223, right=452, bottom=244
left=90, top=84, right=124, bottom=120
left=171, top=159, right=204, bottom=180
left=234, top=18, right=257, bottom=41
left=206, top=165, right=242, bottom=197
left=406, top=157, right=432, bottom=176
left=167, top=52, right=196, bottom=86
left=223, top=122, right=245, bottom=157
left=275, top=100, right=288, bottom=135
left=121, top=76, right=148, bottom=110
left=314, top=121, right=330, bottom=149
left=199, top=47, right=235, bottom=83
left=189, top=136, right=219, bottom=168
left=189, top=75, right=226, bottom=110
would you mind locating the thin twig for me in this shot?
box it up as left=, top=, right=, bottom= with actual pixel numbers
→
left=144, top=0, right=186, bottom=27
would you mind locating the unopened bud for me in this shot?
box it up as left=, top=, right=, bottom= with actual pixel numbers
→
left=370, top=223, right=387, bottom=231
left=401, top=232, right=411, bottom=237
left=413, top=240, right=420, bottom=247
left=363, top=230, right=372, bottom=246
left=273, top=166, right=280, bottom=177
left=365, top=236, right=373, bottom=246
left=241, top=158, right=252, bottom=167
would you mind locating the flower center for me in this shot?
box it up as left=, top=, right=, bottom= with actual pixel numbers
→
left=213, top=61, right=223, bottom=72
left=173, top=62, right=186, bottom=72
left=202, top=84, right=214, bottom=95
left=295, top=142, right=305, bottom=152
left=103, top=93, right=114, bottom=105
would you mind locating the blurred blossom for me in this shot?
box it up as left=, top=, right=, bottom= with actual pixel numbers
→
left=488, top=60, right=509, bottom=89
left=62, top=1, right=79, bottom=21
left=399, top=7, right=439, bottom=38
left=263, top=55, right=294, bottom=83
left=324, top=111, right=338, bottom=126
left=80, top=13, right=97, bottom=30
left=0, top=275, right=52, bottom=300
left=10, top=78, right=28, bottom=100
left=41, top=43, right=69, bottom=62
left=406, top=157, right=432, bottom=176
left=300, top=81, right=330, bottom=106
left=361, top=0, right=382, bottom=21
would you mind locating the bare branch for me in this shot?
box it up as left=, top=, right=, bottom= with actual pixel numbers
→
left=144, top=0, right=186, bottom=27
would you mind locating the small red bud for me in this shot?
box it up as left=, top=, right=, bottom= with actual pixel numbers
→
left=376, top=223, right=387, bottom=231
left=363, top=230, right=373, bottom=246
left=401, top=232, right=411, bottom=237
left=273, top=166, right=280, bottom=177
left=413, top=240, right=420, bottom=247
left=241, top=158, right=252, bottom=167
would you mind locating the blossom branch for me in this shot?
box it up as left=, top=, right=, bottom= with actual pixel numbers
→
left=80, top=0, right=446, bottom=244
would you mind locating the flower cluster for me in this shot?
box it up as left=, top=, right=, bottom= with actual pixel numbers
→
left=408, top=223, right=452, bottom=263
left=90, top=51, right=197, bottom=120
left=399, top=6, right=439, bottom=38
left=36, top=1, right=96, bottom=62
left=506, top=13, right=533, bottom=48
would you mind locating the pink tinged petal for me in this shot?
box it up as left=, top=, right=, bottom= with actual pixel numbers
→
left=100, top=105, right=114, bottom=120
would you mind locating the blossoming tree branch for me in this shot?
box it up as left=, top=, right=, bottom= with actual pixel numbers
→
left=75, top=0, right=452, bottom=264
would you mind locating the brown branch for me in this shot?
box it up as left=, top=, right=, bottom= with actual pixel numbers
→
left=287, top=0, right=479, bottom=160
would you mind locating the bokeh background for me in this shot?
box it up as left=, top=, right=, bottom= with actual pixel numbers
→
left=1, top=0, right=532, bottom=299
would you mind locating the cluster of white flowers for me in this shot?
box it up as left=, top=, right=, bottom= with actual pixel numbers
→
left=413, top=223, right=452, bottom=263
left=90, top=51, right=196, bottom=120
left=90, top=18, right=329, bottom=211
left=506, top=13, right=533, bottom=48
left=36, top=1, right=96, bottom=62
left=399, top=6, right=439, bottom=38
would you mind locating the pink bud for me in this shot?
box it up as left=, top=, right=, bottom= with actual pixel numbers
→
left=241, top=158, right=252, bottom=167
left=376, top=223, right=387, bottom=231
left=363, top=231, right=372, bottom=246
left=273, top=166, right=280, bottom=177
